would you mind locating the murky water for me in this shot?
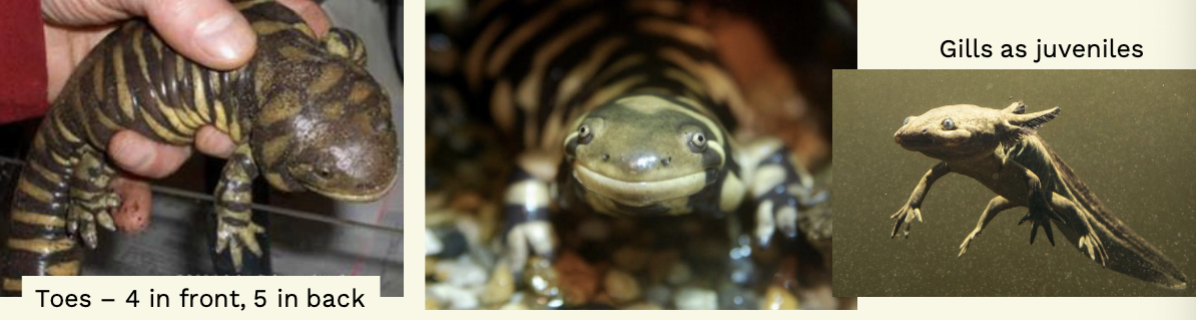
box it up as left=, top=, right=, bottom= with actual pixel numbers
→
left=832, top=70, right=1196, bottom=296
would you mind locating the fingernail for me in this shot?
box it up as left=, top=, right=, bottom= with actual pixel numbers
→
left=194, top=13, right=253, bottom=64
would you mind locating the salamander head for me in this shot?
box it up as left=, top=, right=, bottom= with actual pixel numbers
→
left=894, top=102, right=1059, bottom=161
left=564, top=94, right=725, bottom=215
left=253, top=28, right=399, bottom=202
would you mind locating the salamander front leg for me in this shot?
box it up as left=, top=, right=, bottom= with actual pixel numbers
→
left=740, top=138, right=821, bottom=247
left=891, top=162, right=950, bottom=238
left=500, top=152, right=560, bottom=304
left=212, top=144, right=264, bottom=271
left=958, top=196, right=1016, bottom=257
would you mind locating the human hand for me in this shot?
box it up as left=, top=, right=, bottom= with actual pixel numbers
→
left=40, top=0, right=331, bottom=232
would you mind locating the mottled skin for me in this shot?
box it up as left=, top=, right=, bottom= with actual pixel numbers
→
left=2, top=0, right=398, bottom=296
left=891, top=101, right=1187, bottom=289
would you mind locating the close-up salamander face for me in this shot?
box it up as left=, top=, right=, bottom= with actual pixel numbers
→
left=254, top=40, right=399, bottom=202
left=893, top=104, right=1003, bottom=161
left=564, top=94, right=725, bottom=215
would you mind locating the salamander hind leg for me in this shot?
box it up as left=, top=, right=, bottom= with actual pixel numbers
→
left=211, top=144, right=265, bottom=271
left=66, top=147, right=120, bottom=249
left=1048, top=193, right=1109, bottom=266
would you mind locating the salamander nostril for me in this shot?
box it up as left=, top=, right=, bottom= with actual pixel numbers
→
left=316, top=167, right=333, bottom=178
left=602, top=154, right=610, bottom=162
left=662, top=157, right=672, bottom=166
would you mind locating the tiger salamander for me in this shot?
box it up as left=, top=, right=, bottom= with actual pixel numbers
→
left=2, top=0, right=398, bottom=296
left=454, top=0, right=827, bottom=294
left=891, top=101, right=1187, bottom=289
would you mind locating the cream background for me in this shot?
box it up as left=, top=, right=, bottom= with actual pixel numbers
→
left=3, top=0, right=1196, bottom=318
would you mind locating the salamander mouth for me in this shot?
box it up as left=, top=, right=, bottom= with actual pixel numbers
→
left=573, top=164, right=707, bottom=207
left=305, top=173, right=399, bottom=202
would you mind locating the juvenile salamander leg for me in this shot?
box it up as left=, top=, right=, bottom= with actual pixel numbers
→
left=66, top=147, right=120, bottom=249
left=958, top=195, right=1016, bottom=257
left=212, top=144, right=265, bottom=271
left=741, top=138, right=817, bottom=247
left=1007, top=160, right=1065, bottom=246
left=1048, top=193, right=1109, bottom=266
left=891, top=162, right=950, bottom=238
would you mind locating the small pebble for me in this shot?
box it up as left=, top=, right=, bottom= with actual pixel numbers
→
left=674, top=287, right=718, bottom=310
left=612, top=246, right=649, bottom=271
left=645, top=285, right=672, bottom=307
left=556, top=252, right=598, bottom=306
left=436, top=228, right=468, bottom=258
left=427, top=283, right=480, bottom=310
left=717, top=283, right=758, bottom=310
left=525, top=257, right=564, bottom=308
left=437, top=256, right=487, bottom=288
left=425, top=257, right=437, bottom=277
left=797, top=283, right=837, bottom=310
left=604, top=269, right=641, bottom=303
left=425, top=228, right=444, bottom=255
left=623, top=302, right=663, bottom=310
left=760, top=285, right=799, bottom=310
left=481, top=263, right=514, bottom=306
left=665, top=262, right=692, bottom=285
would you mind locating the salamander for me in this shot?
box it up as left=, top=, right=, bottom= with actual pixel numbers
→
left=447, top=0, right=828, bottom=303
left=891, top=101, right=1187, bottom=289
left=2, top=0, right=398, bottom=296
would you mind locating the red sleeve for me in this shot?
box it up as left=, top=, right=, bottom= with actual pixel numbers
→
left=0, top=0, right=48, bottom=124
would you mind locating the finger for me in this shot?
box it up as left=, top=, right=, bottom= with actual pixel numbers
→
left=110, top=177, right=152, bottom=233
left=109, top=130, right=192, bottom=179
left=277, top=0, right=331, bottom=38
left=131, top=0, right=257, bottom=70
left=195, top=126, right=235, bottom=158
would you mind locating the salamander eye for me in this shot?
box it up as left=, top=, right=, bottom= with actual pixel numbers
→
left=690, top=132, right=707, bottom=150
left=577, top=125, right=593, bottom=144
left=903, top=116, right=912, bottom=125
left=942, top=118, right=956, bottom=130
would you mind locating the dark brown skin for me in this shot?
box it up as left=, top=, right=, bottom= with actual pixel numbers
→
left=890, top=101, right=1187, bottom=290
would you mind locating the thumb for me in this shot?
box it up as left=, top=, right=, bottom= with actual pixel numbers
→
left=43, top=0, right=258, bottom=70
left=139, top=0, right=257, bottom=70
